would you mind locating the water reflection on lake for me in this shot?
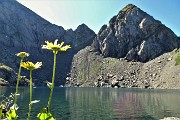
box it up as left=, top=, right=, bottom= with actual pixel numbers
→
left=112, top=89, right=180, bottom=120
left=0, top=87, right=180, bottom=120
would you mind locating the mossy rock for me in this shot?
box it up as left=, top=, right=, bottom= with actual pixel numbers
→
left=0, top=64, right=29, bottom=86
left=0, top=77, right=9, bottom=86
left=0, top=64, right=16, bottom=85
left=0, top=65, right=13, bottom=71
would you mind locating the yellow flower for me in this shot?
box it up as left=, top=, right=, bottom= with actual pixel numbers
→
left=42, top=40, right=71, bottom=54
left=21, top=62, right=42, bottom=71
left=16, top=52, right=29, bottom=59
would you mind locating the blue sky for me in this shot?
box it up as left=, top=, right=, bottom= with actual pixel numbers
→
left=17, top=0, right=180, bottom=36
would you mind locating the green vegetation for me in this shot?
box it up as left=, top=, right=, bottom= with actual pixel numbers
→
left=0, top=93, right=18, bottom=119
left=175, top=50, right=180, bottom=66
left=102, top=58, right=118, bottom=68
left=77, top=71, right=84, bottom=82
left=0, top=40, right=71, bottom=120
left=76, top=55, right=101, bottom=85
left=75, top=56, right=119, bottom=86
left=89, top=60, right=101, bottom=78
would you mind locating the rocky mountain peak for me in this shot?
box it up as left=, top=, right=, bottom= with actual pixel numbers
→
left=118, top=4, right=136, bottom=13
left=0, top=0, right=96, bottom=86
left=76, top=23, right=89, bottom=30
left=92, top=4, right=179, bottom=62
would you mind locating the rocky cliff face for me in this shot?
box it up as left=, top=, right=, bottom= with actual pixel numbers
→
left=67, top=4, right=180, bottom=88
left=0, top=0, right=95, bottom=86
left=92, top=4, right=179, bottom=62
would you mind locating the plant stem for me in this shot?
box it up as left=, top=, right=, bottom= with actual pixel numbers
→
left=47, top=53, right=57, bottom=111
left=28, top=70, right=33, bottom=120
left=0, top=109, right=2, bottom=120
left=14, top=58, right=23, bottom=105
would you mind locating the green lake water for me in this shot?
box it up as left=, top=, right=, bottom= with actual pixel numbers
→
left=0, top=87, right=180, bottom=120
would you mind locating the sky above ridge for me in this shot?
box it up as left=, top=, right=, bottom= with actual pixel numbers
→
left=17, top=0, right=180, bottom=36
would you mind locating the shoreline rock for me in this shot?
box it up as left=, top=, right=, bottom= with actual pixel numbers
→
left=160, top=117, right=180, bottom=120
left=0, top=64, right=29, bottom=87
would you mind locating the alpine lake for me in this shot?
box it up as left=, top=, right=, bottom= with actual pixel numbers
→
left=1, top=87, right=180, bottom=120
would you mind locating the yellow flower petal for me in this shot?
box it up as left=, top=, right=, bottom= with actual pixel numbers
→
left=21, top=61, right=42, bottom=71
left=59, top=41, right=64, bottom=47
left=42, top=40, right=71, bottom=54
left=16, top=52, right=29, bottom=58
left=60, top=45, right=71, bottom=51
left=35, top=62, right=42, bottom=69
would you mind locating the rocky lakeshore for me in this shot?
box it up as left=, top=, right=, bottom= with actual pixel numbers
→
left=66, top=47, right=180, bottom=89
left=66, top=4, right=180, bottom=89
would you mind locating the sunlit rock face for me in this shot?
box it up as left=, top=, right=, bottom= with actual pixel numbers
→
left=92, top=4, right=180, bottom=62
left=68, top=4, right=180, bottom=88
left=0, top=0, right=95, bottom=86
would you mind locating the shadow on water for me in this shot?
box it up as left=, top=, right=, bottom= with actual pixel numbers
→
left=1, top=87, right=180, bottom=120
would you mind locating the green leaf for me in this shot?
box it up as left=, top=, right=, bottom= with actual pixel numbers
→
left=1, top=103, right=8, bottom=119
left=46, top=81, right=52, bottom=89
left=0, top=106, right=3, bottom=119
left=0, top=104, right=5, bottom=111
left=6, top=108, right=18, bottom=120
left=37, top=107, right=55, bottom=120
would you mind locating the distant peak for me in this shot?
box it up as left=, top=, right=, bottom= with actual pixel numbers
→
left=76, top=23, right=90, bottom=31
left=125, top=4, right=136, bottom=8
left=78, top=23, right=88, bottom=28
left=127, top=4, right=136, bottom=7
left=75, top=23, right=95, bottom=34
left=121, top=4, right=136, bottom=11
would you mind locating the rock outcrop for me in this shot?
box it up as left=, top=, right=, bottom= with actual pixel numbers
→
left=0, top=64, right=29, bottom=86
left=0, top=64, right=16, bottom=86
left=92, top=4, right=180, bottom=62
left=67, top=4, right=180, bottom=88
left=0, top=0, right=95, bottom=86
